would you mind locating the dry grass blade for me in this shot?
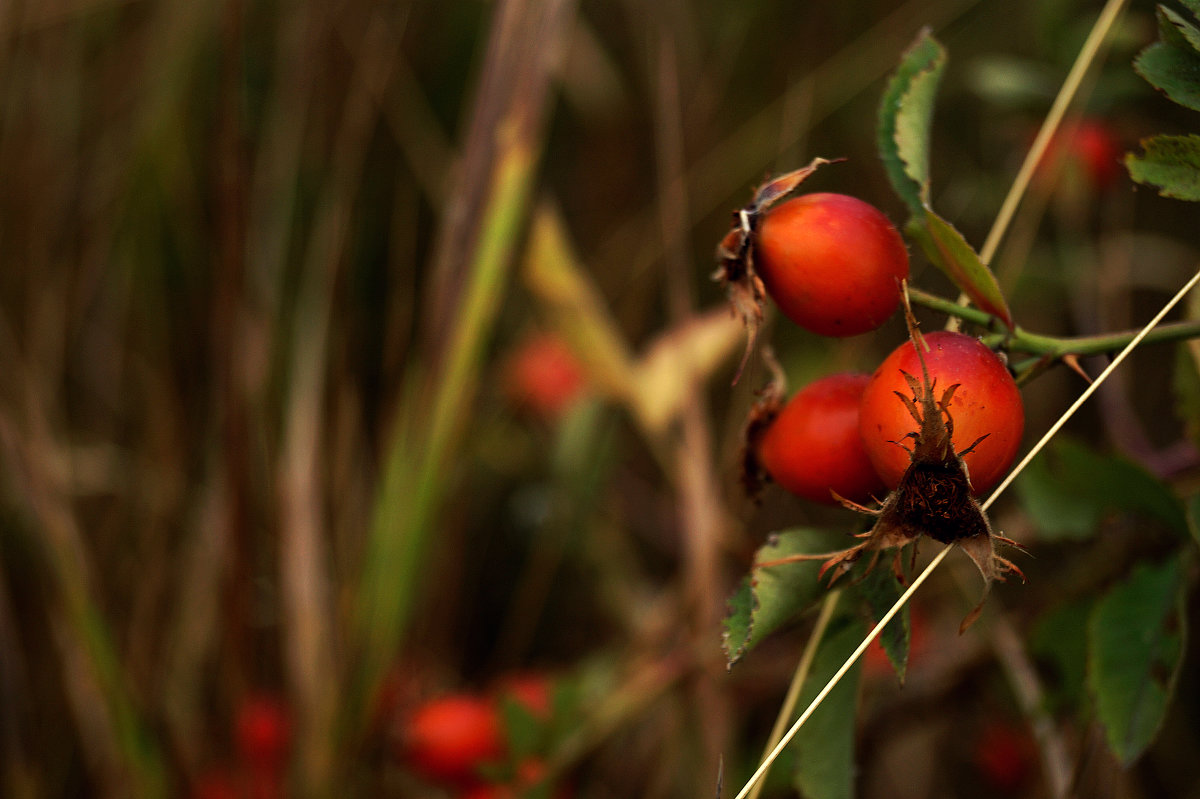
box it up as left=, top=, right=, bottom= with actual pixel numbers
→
left=278, top=10, right=403, bottom=789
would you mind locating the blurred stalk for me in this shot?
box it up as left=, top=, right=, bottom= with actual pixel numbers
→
left=278, top=9, right=402, bottom=794
left=351, top=0, right=577, bottom=739
left=652, top=25, right=730, bottom=791
left=0, top=373, right=165, bottom=797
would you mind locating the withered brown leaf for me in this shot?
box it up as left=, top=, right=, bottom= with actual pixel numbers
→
left=755, top=289, right=1024, bottom=632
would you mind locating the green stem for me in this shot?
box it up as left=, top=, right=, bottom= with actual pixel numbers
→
left=909, top=286, right=1200, bottom=359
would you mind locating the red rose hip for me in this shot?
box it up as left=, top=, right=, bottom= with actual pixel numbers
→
left=754, top=193, right=909, bottom=336
left=235, top=694, right=292, bottom=772
left=402, top=694, right=504, bottom=785
left=757, top=372, right=887, bottom=505
left=503, top=333, right=586, bottom=421
left=859, top=331, right=1023, bottom=496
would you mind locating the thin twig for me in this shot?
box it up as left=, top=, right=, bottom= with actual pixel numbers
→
left=732, top=548, right=952, bottom=799
left=947, top=0, right=1129, bottom=330
left=982, top=268, right=1200, bottom=511
left=991, top=610, right=1074, bottom=798
left=978, top=0, right=1129, bottom=268
left=908, top=286, right=1200, bottom=359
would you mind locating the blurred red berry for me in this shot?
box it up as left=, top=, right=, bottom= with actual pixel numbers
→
left=503, top=333, right=587, bottom=420
left=235, top=695, right=292, bottom=773
left=1035, top=118, right=1121, bottom=192
left=457, top=759, right=567, bottom=799
left=459, top=785, right=510, bottom=799
left=495, top=672, right=553, bottom=720
left=973, top=721, right=1036, bottom=793
left=402, top=694, right=505, bottom=785
left=191, top=767, right=240, bottom=799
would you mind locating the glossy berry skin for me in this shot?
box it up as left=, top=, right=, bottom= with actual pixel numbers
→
left=754, top=193, right=909, bottom=337
left=859, top=332, right=1023, bottom=496
left=757, top=373, right=887, bottom=505
left=403, top=695, right=504, bottom=785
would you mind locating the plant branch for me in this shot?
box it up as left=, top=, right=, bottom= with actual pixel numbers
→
left=909, top=286, right=1200, bottom=361
left=982, top=268, right=1200, bottom=510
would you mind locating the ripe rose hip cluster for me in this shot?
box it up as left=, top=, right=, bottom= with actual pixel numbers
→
left=398, top=674, right=568, bottom=799
left=737, top=188, right=1024, bottom=505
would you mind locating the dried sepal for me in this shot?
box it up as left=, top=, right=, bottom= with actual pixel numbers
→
left=739, top=348, right=788, bottom=499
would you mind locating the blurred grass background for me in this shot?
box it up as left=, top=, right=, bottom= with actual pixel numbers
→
left=3, top=0, right=1200, bottom=797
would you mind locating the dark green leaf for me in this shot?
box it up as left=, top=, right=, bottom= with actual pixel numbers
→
left=723, top=529, right=846, bottom=667
left=1088, top=556, right=1187, bottom=764
left=877, top=29, right=945, bottom=215
left=1125, top=134, right=1200, bottom=200
left=857, top=566, right=909, bottom=683
left=1167, top=5, right=1200, bottom=51
left=1134, top=7, right=1200, bottom=112
left=906, top=210, right=1014, bottom=328
left=499, top=696, right=546, bottom=760
left=1015, top=437, right=1187, bottom=542
left=1030, top=599, right=1093, bottom=713
left=793, top=614, right=866, bottom=799
left=1014, top=448, right=1101, bottom=542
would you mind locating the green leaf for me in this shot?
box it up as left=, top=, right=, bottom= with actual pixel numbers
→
left=906, top=210, right=1014, bottom=328
left=877, top=28, right=945, bottom=215
left=877, top=29, right=1014, bottom=328
left=793, top=614, right=866, bottom=799
left=1016, top=437, right=1187, bottom=542
left=1125, top=134, right=1200, bottom=201
left=856, top=566, right=909, bottom=683
left=1030, top=599, right=1093, bottom=714
left=724, top=529, right=846, bottom=667
left=1134, top=8, right=1200, bottom=112
left=499, top=696, right=547, bottom=760
left=1088, top=556, right=1187, bottom=764
left=1161, top=5, right=1200, bottom=51
left=1014, top=447, right=1101, bottom=542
